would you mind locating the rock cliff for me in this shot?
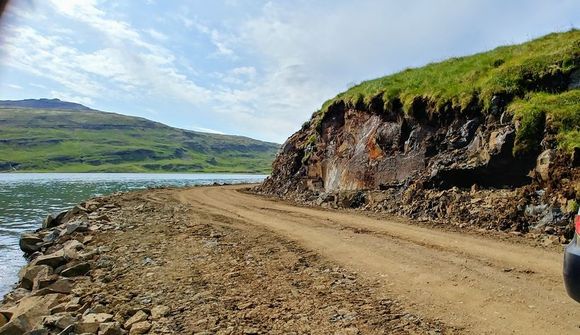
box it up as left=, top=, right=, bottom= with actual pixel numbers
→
left=258, top=30, right=580, bottom=240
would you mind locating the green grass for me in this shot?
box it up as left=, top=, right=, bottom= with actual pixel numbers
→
left=313, top=30, right=580, bottom=153
left=0, top=108, right=279, bottom=173
left=509, top=90, right=580, bottom=153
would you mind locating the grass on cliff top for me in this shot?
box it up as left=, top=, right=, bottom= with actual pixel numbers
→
left=509, top=90, right=580, bottom=153
left=319, top=29, right=579, bottom=114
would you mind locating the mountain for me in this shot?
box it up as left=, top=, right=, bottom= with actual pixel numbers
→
left=0, top=100, right=279, bottom=173
left=258, top=30, right=579, bottom=235
left=0, top=98, right=91, bottom=110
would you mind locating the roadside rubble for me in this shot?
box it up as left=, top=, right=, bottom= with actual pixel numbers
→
left=269, top=184, right=576, bottom=247
left=0, top=195, right=166, bottom=335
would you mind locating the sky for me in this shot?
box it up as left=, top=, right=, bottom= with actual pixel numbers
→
left=0, top=1, right=579, bottom=143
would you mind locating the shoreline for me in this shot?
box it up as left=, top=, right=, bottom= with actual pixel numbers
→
left=0, top=175, right=268, bottom=302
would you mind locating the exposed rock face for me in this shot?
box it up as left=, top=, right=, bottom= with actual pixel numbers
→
left=259, top=99, right=578, bottom=235
left=264, top=101, right=534, bottom=192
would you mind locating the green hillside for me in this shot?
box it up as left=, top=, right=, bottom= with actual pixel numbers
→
left=315, top=29, right=580, bottom=154
left=0, top=103, right=279, bottom=173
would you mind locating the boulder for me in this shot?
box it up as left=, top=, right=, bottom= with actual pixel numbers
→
left=60, top=262, right=91, bottom=277
left=3, top=289, right=31, bottom=304
left=82, top=313, right=113, bottom=324
left=46, top=279, right=74, bottom=294
left=0, top=294, right=61, bottom=333
left=98, top=322, right=122, bottom=335
left=42, top=312, right=77, bottom=330
left=84, top=200, right=101, bottom=212
left=0, top=313, right=7, bottom=328
left=75, top=321, right=100, bottom=334
left=62, top=240, right=84, bottom=260
left=42, top=230, right=61, bottom=244
left=0, top=319, right=27, bottom=335
left=61, top=219, right=89, bottom=236
left=49, top=304, right=66, bottom=315
left=123, top=311, right=148, bottom=329
left=128, top=321, right=151, bottom=335
left=19, top=234, right=43, bottom=254
left=19, top=265, right=53, bottom=291
left=60, top=206, right=88, bottom=225
left=30, top=251, right=67, bottom=269
left=33, top=275, right=59, bottom=291
left=150, top=305, right=170, bottom=320
left=42, top=214, right=56, bottom=229
left=535, top=149, right=554, bottom=182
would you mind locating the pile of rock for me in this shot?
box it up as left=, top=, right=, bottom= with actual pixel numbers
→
left=0, top=197, right=158, bottom=335
left=291, top=182, right=576, bottom=245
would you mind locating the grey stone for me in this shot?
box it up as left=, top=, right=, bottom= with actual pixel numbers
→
left=42, top=214, right=57, bottom=229
left=60, top=262, right=91, bottom=277
left=98, top=322, right=122, bottom=335
left=123, top=311, right=148, bottom=329
left=62, top=240, right=84, bottom=260
left=46, top=279, right=74, bottom=294
left=535, top=149, right=554, bottom=181
left=42, top=313, right=77, bottom=330
left=150, top=305, right=170, bottom=320
left=19, top=234, right=43, bottom=254
left=128, top=321, right=151, bottom=335
left=60, top=206, right=88, bottom=225
left=75, top=321, right=99, bottom=334
left=19, top=265, right=53, bottom=291
left=30, top=251, right=67, bottom=269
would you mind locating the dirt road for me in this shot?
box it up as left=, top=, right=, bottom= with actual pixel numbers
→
left=173, top=185, right=578, bottom=335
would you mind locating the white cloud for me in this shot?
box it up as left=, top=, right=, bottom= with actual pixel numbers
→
left=50, top=90, right=94, bottom=106
left=144, top=28, right=168, bottom=42
left=231, top=66, right=256, bottom=77
left=192, top=20, right=236, bottom=57
left=5, top=84, right=22, bottom=90
left=201, top=0, right=580, bottom=142
left=30, top=83, right=48, bottom=89
left=179, top=15, right=194, bottom=29
left=192, top=126, right=225, bottom=135
left=2, top=1, right=211, bottom=107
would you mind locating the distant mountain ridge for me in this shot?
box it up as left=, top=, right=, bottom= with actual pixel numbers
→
left=0, top=98, right=91, bottom=110
left=0, top=99, right=279, bottom=173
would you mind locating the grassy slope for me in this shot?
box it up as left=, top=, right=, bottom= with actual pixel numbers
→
left=316, top=30, right=580, bottom=153
left=0, top=108, right=279, bottom=173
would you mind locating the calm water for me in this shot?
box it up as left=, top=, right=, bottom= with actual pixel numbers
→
left=0, top=173, right=266, bottom=298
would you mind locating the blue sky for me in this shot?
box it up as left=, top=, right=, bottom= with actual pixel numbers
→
left=0, top=0, right=579, bottom=143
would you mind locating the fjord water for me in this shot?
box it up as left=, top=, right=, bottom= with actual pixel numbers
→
left=0, top=173, right=266, bottom=297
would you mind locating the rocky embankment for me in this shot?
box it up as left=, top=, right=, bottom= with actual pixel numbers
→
left=0, top=196, right=167, bottom=335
